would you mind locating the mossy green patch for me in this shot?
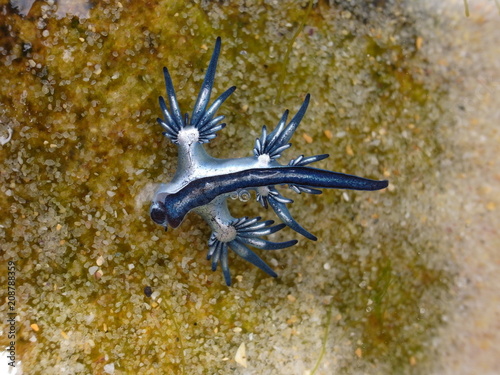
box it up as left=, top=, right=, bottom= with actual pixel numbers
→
left=1, top=1, right=457, bottom=374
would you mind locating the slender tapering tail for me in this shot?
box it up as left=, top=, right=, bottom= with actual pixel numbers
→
left=164, top=167, right=388, bottom=228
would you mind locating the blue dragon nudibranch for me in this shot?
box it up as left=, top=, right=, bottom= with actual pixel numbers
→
left=150, top=37, right=388, bottom=286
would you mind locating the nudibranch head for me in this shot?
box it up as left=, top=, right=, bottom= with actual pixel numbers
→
left=150, top=37, right=388, bottom=286
left=150, top=200, right=168, bottom=227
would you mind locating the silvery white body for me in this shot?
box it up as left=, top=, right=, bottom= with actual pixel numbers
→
left=150, top=38, right=388, bottom=286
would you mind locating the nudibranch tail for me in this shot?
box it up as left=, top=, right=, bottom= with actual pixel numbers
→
left=163, top=166, right=388, bottom=229
left=150, top=37, right=389, bottom=286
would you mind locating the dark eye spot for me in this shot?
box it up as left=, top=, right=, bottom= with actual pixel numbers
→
left=150, top=201, right=167, bottom=225
left=144, top=286, right=153, bottom=297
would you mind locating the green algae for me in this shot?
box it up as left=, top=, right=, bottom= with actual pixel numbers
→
left=0, top=1, right=460, bottom=374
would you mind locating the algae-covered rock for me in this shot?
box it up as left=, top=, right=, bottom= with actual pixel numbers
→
left=1, top=1, right=499, bottom=374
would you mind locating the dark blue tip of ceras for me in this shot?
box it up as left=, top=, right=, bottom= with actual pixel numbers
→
left=266, top=198, right=318, bottom=241
left=161, top=66, right=184, bottom=129
left=190, top=36, right=221, bottom=127
left=163, top=166, right=389, bottom=228
left=275, top=93, right=310, bottom=147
